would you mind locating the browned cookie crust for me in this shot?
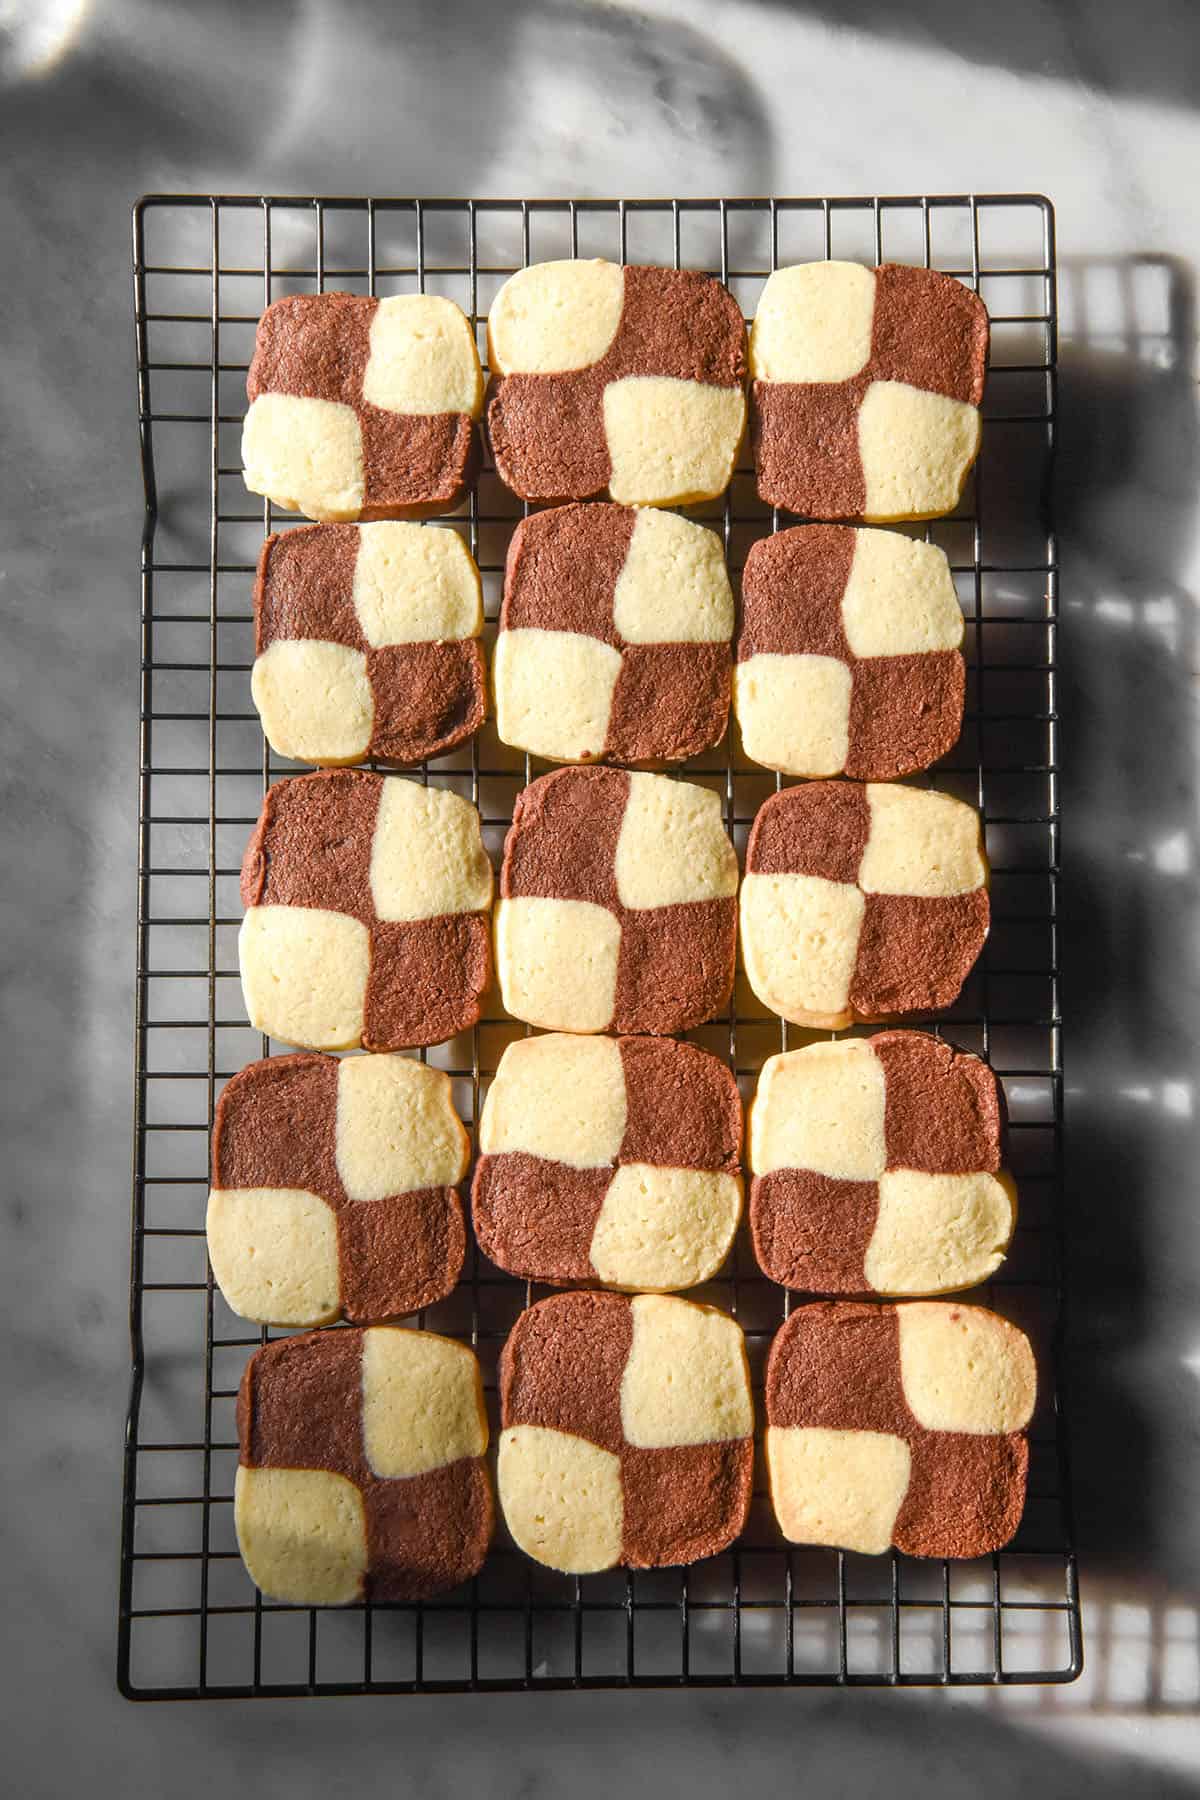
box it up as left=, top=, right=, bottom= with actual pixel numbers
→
left=246, top=293, right=480, bottom=519
left=239, top=769, right=492, bottom=1051
left=210, top=1053, right=466, bottom=1322
left=237, top=1328, right=492, bottom=1601
left=487, top=265, right=746, bottom=504
left=751, top=264, right=988, bottom=520
left=749, top=1031, right=1013, bottom=1295
left=474, top=1035, right=742, bottom=1286
left=741, top=780, right=989, bottom=1027
left=736, top=525, right=965, bottom=779
left=253, top=524, right=485, bottom=765
left=497, top=766, right=738, bottom=1035
left=765, top=1302, right=1033, bottom=1558
left=496, top=503, right=732, bottom=764
left=499, top=1291, right=753, bottom=1569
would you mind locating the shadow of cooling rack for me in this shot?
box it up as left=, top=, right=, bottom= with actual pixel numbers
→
left=120, top=191, right=1080, bottom=1697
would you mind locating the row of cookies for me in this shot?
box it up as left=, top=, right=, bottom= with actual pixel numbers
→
left=251, top=511, right=966, bottom=780
left=209, top=1029, right=1013, bottom=1326
left=221, top=915, right=1025, bottom=1597
left=225, top=764, right=1023, bottom=1594
left=223, top=960, right=1027, bottom=1593
left=235, top=1293, right=1035, bottom=1602
left=241, top=258, right=987, bottom=522
left=237, top=765, right=989, bottom=1048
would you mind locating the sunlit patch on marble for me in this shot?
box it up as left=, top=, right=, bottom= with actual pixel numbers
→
left=0, top=0, right=91, bottom=80
left=1087, top=592, right=1183, bottom=656
left=1115, top=1082, right=1194, bottom=1118
left=1151, top=833, right=1192, bottom=875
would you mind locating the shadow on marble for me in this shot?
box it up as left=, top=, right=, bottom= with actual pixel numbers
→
left=177, top=1685, right=1200, bottom=1799
left=0, top=0, right=774, bottom=199
left=772, top=0, right=1199, bottom=114
left=1054, top=251, right=1200, bottom=1709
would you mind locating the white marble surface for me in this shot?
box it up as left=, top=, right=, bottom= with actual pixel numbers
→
left=2, top=0, right=1199, bottom=1792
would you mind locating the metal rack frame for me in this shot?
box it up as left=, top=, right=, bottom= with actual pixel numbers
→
left=120, top=192, right=1080, bottom=1697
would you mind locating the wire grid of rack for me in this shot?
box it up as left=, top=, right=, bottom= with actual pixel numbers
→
left=121, top=192, right=1079, bottom=1698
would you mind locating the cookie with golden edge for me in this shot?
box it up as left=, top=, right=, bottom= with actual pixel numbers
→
left=498, top=1291, right=753, bottom=1572
left=236, top=1327, right=492, bottom=1603
left=748, top=1032, right=1015, bottom=1296
left=474, top=1033, right=742, bottom=1289
left=208, top=1051, right=470, bottom=1326
left=486, top=259, right=746, bottom=506
left=494, top=502, right=733, bottom=765
left=238, top=770, right=493, bottom=1052
left=765, top=1300, right=1034, bottom=1558
left=739, top=780, right=989, bottom=1029
left=251, top=522, right=485, bottom=766
left=242, top=291, right=483, bottom=522
left=750, top=261, right=988, bottom=521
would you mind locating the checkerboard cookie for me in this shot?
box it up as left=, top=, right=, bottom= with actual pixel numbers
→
left=474, top=1034, right=742, bottom=1289
left=749, top=1033, right=1015, bottom=1295
left=498, top=1292, right=753, bottom=1572
left=236, top=1326, right=492, bottom=1603
left=239, top=770, right=493, bottom=1051
left=740, top=781, right=989, bottom=1029
left=486, top=260, right=746, bottom=506
left=251, top=522, right=485, bottom=766
left=494, top=503, right=733, bottom=764
left=751, top=263, right=988, bottom=521
left=765, top=1301, right=1034, bottom=1557
left=207, top=1051, right=469, bottom=1326
left=242, top=292, right=483, bottom=522
left=734, top=525, right=965, bottom=779
left=496, top=767, right=738, bottom=1035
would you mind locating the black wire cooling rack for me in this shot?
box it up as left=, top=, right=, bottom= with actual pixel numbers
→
left=120, top=192, right=1080, bottom=1697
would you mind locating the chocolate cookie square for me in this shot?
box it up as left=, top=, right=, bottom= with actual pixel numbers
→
left=486, top=260, right=746, bottom=507
left=252, top=521, right=486, bottom=766
left=748, top=1031, right=1015, bottom=1295
left=495, top=502, right=733, bottom=764
left=242, top=292, right=483, bottom=522
left=239, top=770, right=493, bottom=1051
left=750, top=262, right=988, bottom=521
left=208, top=1051, right=470, bottom=1325
left=498, top=1291, right=753, bottom=1571
left=740, top=781, right=989, bottom=1028
left=734, top=524, right=965, bottom=779
left=765, top=1301, right=1034, bottom=1557
left=236, top=1327, right=492, bottom=1602
left=496, top=766, right=738, bottom=1035
left=474, top=1033, right=742, bottom=1288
